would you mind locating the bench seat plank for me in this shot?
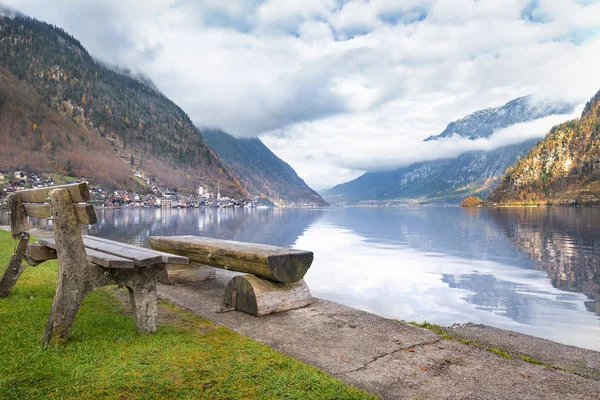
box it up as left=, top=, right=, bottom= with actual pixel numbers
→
left=83, top=236, right=188, bottom=265
left=37, top=238, right=134, bottom=269
left=80, top=237, right=162, bottom=267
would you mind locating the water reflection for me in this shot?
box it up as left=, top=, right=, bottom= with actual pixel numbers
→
left=298, top=210, right=600, bottom=351
left=0, top=207, right=324, bottom=248
left=2, top=206, right=599, bottom=350
left=90, top=207, right=325, bottom=248
left=487, top=208, right=600, bottom=315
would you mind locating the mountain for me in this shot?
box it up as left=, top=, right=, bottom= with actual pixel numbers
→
left=425, top=95, right=571, bottom=141
left=202, top=129, right=327, bottom=206
left=325, top=96, right=573, bottom=205
left=489, top=89, right=600, bottom=205
left=325, top=141, right=538, bottom=205
left=0, top=14, right=244, bottom=196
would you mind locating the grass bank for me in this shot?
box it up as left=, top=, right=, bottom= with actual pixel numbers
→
left=0, top=230, right=374, bottom=399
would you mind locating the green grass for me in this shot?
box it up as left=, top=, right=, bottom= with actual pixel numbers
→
left=408, top=320, right=572, bottom=371
left=408, top=321, right=455, bottom=341
left=485, top=347, right=513, bottom=359
left=0, top=231, right=375, bottom=399
left=518, top=355, right=549, bottom=366
left=45, top=173, right=77, bottom=186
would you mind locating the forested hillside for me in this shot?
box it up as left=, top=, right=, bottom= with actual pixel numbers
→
left=0, top=14, right=244, bottom=196
left=203, top=129, right=327, bottom=206
left=489, top=89, right=600, bottom=205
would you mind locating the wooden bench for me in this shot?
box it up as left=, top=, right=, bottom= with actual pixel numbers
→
left=0, top=183, right=188, bottom=346
left=150, top=235, right=313, bottom=316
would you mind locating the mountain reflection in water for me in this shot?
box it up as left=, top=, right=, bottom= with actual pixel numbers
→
left=2, top=206, right=599, bottom=350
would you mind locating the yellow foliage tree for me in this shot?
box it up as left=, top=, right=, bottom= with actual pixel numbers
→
left=460, top=196, right=484, bottom=208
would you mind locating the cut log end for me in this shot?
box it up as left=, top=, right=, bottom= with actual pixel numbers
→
left=268, top=252, right=314, bottom=283
left=223, top=275, right=312, bottom=316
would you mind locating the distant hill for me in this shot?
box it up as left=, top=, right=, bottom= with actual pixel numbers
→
left=0, top=14, right=244, bottom=196
left=489, top=89, right=600, bottom=205
left=325, top=96, right=573, bottom=205
left=202, top=129, right=327, bottom=207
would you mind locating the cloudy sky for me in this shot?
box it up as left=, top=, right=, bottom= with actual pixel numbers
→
left=5, top=0, right=600, bottom=190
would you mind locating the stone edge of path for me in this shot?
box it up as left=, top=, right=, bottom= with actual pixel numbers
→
left=443, top=322, right=600, bottom=381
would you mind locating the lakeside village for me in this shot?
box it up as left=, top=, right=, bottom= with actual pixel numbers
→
left=0, top=170, right=267, bottom=209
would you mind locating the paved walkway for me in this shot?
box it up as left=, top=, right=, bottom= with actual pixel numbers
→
left=158, top=271, right=600, bottom=400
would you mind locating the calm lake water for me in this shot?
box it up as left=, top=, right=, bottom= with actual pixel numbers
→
left=2, top=206, right=600, bottom=351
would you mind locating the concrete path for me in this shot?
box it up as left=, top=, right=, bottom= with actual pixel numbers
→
left=445, top=323, right=600, bottom=381
left=158, top=271, right=600, bottom=400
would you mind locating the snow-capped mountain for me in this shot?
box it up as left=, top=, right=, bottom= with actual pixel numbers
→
left=425, top=95, right=572, bottom=141
left=325, top=96, right=575, bottom=205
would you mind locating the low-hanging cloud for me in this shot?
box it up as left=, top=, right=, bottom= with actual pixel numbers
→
left=332, top=105, right=584, bottom=172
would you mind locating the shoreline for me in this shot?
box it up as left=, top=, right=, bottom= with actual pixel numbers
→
left=159, top=269, right=600, bottom=399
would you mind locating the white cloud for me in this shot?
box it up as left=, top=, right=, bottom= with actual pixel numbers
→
left=4, top=0, right=600, bottom=190
left=333, top=104, right=585, bottom=172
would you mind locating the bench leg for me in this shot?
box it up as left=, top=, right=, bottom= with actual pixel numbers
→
left=0, top=259, right=28, bottom=298
left=42, top=276, right=90, bottom=346
left=126, top=266, right=160, bottom=334
left=0, top=233, right=30, bottom=297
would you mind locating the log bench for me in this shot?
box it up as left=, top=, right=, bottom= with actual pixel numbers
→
left=150, top=235, right=314, bottom=316
left=0, top=183, right=188, bottom=346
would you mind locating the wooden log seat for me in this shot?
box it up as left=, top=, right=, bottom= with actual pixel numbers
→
left=149, top=235, right=313, bottom=283
left=0, top=183, right=188, bottom=346
left=149, top=235, right=314, bottom=316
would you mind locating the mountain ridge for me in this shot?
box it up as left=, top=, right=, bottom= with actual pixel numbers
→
left=425, top=95, right=572, bottom=141
left=202, top=129, right=327, bottom=207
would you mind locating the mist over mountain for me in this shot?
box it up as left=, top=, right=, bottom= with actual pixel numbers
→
left=425, top=96, right=573, bottom=141
left=325, top=96, right=575, bottom=205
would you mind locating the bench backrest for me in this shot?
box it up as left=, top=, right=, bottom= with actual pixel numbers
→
left=8, top=183, right=97, bottom=238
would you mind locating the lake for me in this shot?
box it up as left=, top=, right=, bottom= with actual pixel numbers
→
left=2, top=206, right=599, bottom=351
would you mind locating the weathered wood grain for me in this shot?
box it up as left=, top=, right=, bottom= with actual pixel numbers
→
left=43, top=188, right=93, bottom=346
left=149, top=235, right=313, bottom=283
left=83, top=236, right=188, bottom=265
left=37, top=238, right=134, bottom=269
left=80, top=237, right=162, bottom=266
left=26, top=242, right=57, bottom=262
left=223, top=275, right=312, bottom=316
left=42, top=187, right=162, bottom=346
left=157, top=262, right=216, bottom=285
left=23, top=203, right=97, bottom=225
left=17, top=183, right=91, bottom=203
left=7, top=193, right=29, bottom=239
